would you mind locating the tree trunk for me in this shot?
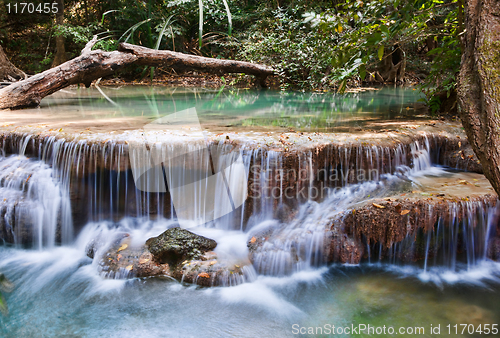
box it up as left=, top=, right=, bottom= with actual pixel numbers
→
left=51, top=0, right=66, bottom=67
left=0, top=45, right=26, bottom=82
left=0, top=42, right=274, bottom=110
left=364, top=45, right=406, bottom=84
left=457, top=0, right=500, bottom=196
left=379, top=45, right=406, bottom=83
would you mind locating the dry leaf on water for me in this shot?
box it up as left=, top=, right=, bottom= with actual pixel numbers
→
left=250, top=237, right=256, bottom=244
left=400, top=210, right=410, bottom=215
left=198, top=273, right=210, bottom=278
left=117, top=244, right=128, bottom=252
left=125, top=265, right=133, bottom=271
left=139, top=257, right=150, bottom=264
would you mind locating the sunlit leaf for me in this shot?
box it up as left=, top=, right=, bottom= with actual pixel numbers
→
left=117, top=244, right=128, bottom=252
left=378, top=46, right=384, bottom=60
left=139, top=257, right=150, bottom=264
left=101, top=10, right=120, bottom=25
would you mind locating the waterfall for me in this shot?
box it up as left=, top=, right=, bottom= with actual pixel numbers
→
left=0, top=131, right=498, bottom=283
left=0, top=154, right=72, bottom=248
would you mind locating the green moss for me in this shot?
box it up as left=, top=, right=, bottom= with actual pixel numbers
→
left=478, top=33, right=500, bottom=102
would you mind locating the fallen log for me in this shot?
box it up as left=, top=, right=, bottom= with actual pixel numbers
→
left=0, top=42, right=274, bottom=110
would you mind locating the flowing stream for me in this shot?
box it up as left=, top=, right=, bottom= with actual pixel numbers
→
left=0, top=87, right=499, bottom=337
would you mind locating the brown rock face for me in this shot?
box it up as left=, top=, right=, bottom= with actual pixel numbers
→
left=326, top=194, right=498, bottom=264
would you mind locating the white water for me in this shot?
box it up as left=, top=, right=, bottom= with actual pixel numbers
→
left=1, top=134, right=500, bottom=336
left=1, top=135, right=499, bottom=277
left=0, top=153, right=73, bottom=248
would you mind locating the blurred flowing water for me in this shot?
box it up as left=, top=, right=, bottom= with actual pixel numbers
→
left=0, top=87, right=499, bottom=337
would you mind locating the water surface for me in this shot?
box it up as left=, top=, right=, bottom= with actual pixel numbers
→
left=1, top=86, right=499, bottom=338
left=3, top=86, right=426, bottom=134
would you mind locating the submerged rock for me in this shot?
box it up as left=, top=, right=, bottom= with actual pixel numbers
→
left=173, top=251, right=250, bottom=287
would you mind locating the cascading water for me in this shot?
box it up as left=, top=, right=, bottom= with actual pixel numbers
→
left=1, top=88, right=500, bottom=337
left=0, top=153, right=72, bottom=248
left=1, top=129, right=498, bottom=284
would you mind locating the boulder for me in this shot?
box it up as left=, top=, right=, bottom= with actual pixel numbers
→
left=96, top=227, right=229, bottom=285
left=146, top=227, right=217, bottom=266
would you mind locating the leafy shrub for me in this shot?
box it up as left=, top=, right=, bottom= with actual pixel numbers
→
left=238, top=6, right=338, bottom=90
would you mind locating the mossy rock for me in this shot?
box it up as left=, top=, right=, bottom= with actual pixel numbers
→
left=146, top=227, right=217, bottom=266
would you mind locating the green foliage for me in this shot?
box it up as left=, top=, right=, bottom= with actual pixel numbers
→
left=1, top=0, right=464, bottom=101
left=95, top=0, right=236, bottom=54
left=307, top=0, right=460, bottom=87
left=237, top=0, right=462, bottom=95
left=425, top=94, right=442, bottom=113
left=419, top=5, right=462, bottom=111
left=238, top=6, right=338, bottom=90
left=165, top=0, right=234, bottom=49
left=53, top=22, right=114, bottom=51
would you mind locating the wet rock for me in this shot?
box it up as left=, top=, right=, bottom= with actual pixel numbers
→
left=246, top=224, right=322, bottom=275
left=171, top=251, right=249, bottom=287
left=275, top=203, right=299, bottom=223
left=85, top=239, right=98, bottom=259
left=327, top=231, right=364, bottom=264
left=0, top=204, right=14, bottom=243
left=247, top=228, right=274, bottom=256
left=0, top=200, right=40, bottom=245
left=97, top=237, right=170, bottom=279
left=85, top=233, right=127, bottom=260
left=96, top=228, right=231, bottom=285
left=443, top=142, right=483, bottom=173
left=487, top=238, right=500, bottom=261
left=146, top=227, right=217, bottom=266
left=327, top=193, right=499, bottom=264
